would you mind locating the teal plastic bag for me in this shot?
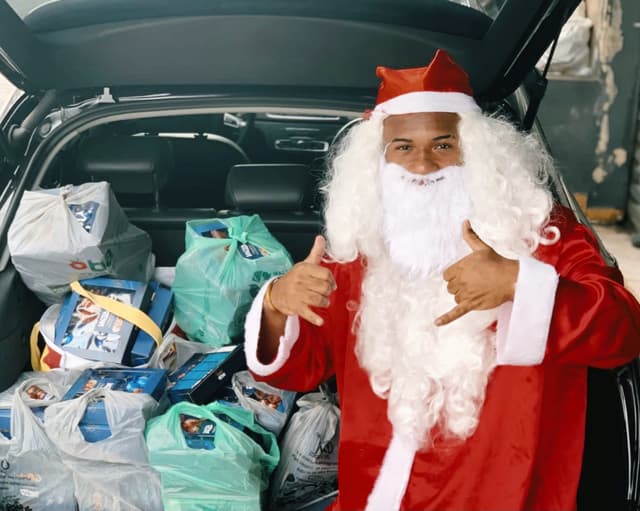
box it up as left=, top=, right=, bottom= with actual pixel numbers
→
left=145, top=401, right=279, bottom=511
left=173, top=215, right=293, bottom=346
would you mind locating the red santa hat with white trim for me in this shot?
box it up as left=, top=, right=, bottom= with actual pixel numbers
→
left=370, top=49, right=480, bottom=118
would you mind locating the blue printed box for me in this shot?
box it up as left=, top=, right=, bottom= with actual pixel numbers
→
left=63, top=368, right=167, bottom=425
left=167, top=345, right=246, bottom=405
left=55, top=278, right=152, bottom=364
left=127, top=281, right=173, bottom=366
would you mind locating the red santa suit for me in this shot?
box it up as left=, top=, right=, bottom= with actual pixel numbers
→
left=245, top=205, right=640, bottom=511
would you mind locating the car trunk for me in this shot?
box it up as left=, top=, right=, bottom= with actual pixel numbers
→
left=1, top=1, right=636, bottom=509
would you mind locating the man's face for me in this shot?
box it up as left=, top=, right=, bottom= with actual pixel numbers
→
left=382, top=112, right=462, bottom=174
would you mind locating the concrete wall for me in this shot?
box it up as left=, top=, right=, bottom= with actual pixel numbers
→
left=538, top=0, right=640, bottom=223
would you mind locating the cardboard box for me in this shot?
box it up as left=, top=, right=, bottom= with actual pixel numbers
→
left=78, top=422, right=112, bottom=443
left=55, top=278, right=152, bottom=364
left=167, top=344, right=246, bottom=404
left=127, top=281, right=173, bottom=366
left=63, top=367, right=167, bottom=424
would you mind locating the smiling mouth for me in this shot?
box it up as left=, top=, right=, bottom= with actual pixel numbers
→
left=402, top=175, right=446, bottom=187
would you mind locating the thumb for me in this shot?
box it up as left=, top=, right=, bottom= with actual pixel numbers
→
left=462, top=220, right=490, bottom=251
left=304, top=235, right=326, bottom=265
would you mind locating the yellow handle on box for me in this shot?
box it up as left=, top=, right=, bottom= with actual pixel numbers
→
left=70, top=280, right=163, bottom=347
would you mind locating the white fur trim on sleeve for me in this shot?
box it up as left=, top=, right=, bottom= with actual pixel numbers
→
left=244, top=277, right=301, bottom=376
left=495, top=257, right=559, bottom=366
left=365, top=433, right=417, bottom=511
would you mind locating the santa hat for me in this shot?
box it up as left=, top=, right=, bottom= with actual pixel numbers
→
left=371, top=49, right=480, bottom=118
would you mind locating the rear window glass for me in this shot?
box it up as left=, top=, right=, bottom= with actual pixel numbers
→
left=0, top=73, right=19, bottom=120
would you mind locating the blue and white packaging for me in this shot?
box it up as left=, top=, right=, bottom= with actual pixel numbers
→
left=54, top=277, right=152, bottom=364
left=232, top=370, right=297, bottom=436
left=127, top=281, right=173, bottom=366
left=63, top=368, right=167, bottom=426
left=167, top=344, right=246, bottom=404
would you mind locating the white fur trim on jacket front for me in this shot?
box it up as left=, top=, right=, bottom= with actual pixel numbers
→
left=365, top=432, right=417, bottom=511
left=244, top=277, right=301, bottom=376
left=496, top=256, right=559, bottom=365
left=372, top=91, right=480, bottom=118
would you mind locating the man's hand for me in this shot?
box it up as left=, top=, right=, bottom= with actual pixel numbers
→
left=435, top=220, right=519, bottom=327
left=268, top=235, right=337, bottom=327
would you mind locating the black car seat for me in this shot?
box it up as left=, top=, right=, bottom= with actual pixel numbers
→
left=76, top=133, right=219, bottom=265
left=222, top=163, right=323, bottom=261
left=122, top=114, right=250, bottom=209
left=163, top=133, right=249, bottom=209
left=76, top=135, right=172, bottom=210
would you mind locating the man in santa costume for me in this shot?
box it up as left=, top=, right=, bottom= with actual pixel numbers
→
left=244, top=49, right=640, bottom=510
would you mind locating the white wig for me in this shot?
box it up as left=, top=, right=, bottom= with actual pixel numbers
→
left=322, top=111, right=559, bottom=262
left=321, top=111, right=560, bottom=447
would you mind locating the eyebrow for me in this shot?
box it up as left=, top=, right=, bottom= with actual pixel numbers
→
left=390, top=134, right=455, bottom=143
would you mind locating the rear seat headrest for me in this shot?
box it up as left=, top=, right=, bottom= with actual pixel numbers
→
left=225, top=164, right=311, bottom=211
left=77, top=136, right=172, bottom=194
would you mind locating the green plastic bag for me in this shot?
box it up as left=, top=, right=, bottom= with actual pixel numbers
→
left=173, top=215, right=293, bottom=346
left=145, top=401, right=280, bottom=511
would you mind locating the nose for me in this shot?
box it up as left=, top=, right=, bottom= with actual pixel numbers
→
left=407, top=149, right=439, bottom=175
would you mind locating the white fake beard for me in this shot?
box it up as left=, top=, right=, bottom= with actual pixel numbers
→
left=355, top=161, right=498, bottom=450
left=356, top=256, right=498, bottom=450
left=379, top=159, right=473, bottom=278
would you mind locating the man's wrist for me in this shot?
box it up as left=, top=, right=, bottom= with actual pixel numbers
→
left=264, top=277, right=284, bottom=315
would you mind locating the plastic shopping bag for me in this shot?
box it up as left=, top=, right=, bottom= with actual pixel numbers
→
left=0, top=380, right=76, bottom=510
left=269, top=392, right=341, bottom=511
left=0, top=370, right=83, bottom=441
left=44, top=389, right=162, bottom=511
left=146, top=401, right=279, bottom=511
left=173, top=215, right=292, bottom=346
left=0, top=369, right=81, bottom=409
left=32, top=304, right=100, bottom=371
left=232, top=370, right=296, bottom=436
left=8, top=182, right=154, bottom=305
left=147, top=321, right=214, bottom=372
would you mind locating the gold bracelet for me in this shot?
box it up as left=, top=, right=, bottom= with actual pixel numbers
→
left=264, top=277, right=283, bottom=314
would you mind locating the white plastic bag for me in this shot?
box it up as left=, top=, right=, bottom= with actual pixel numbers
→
left=0, top=369, right=82, bottom=409
left=37, top=303, right=99, bottom=370
left=8, top=182, right=154, bottom=305
left=536, top=4, right=593, bottom=76
left=232, top=370, right=296, bottom=436
left=269, top=392, right=340, bottom=511
left=147, top=321, right=214, bottom=372
left=44, top=388, right=163, bottom=511
left=0, top=380, right=76, bottom=510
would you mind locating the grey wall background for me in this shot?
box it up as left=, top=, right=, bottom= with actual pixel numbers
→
left=538, top=0, right=640, bottom=224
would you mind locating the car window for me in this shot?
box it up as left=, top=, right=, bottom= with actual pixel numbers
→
left=449, top=0, right=503, bottom=16
left=0, top=73, right=20, bottom=120
left=4, top=0, right=58, bottom=18
left=0, top=71, right=19, bottom=197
